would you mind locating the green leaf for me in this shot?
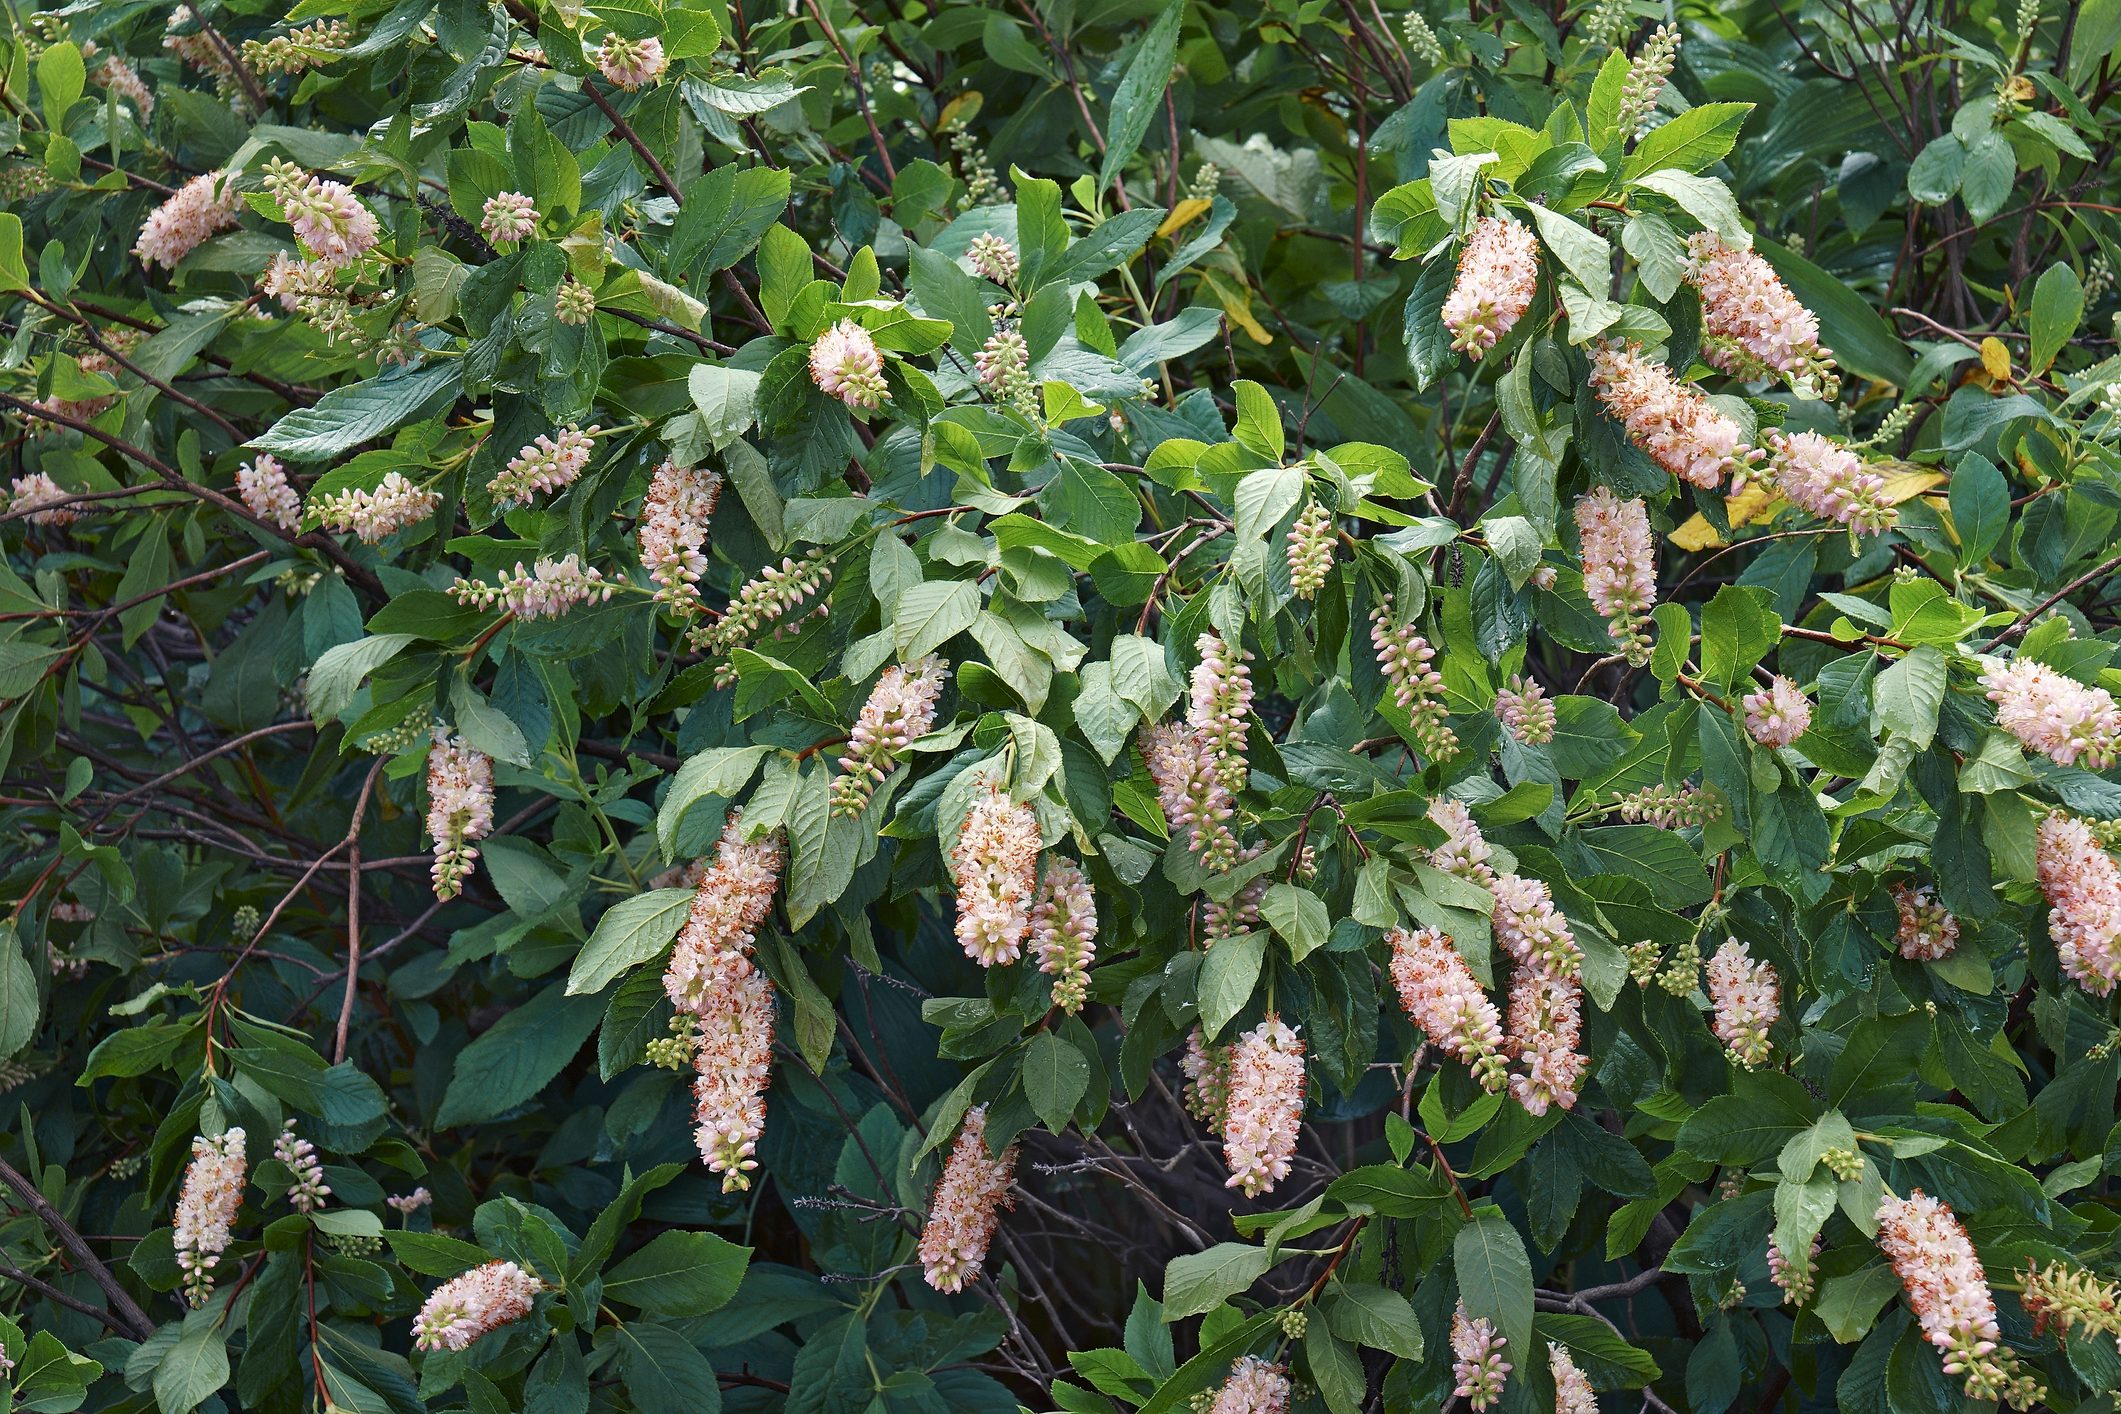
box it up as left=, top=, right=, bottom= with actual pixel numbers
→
left=605, top=1231, right=751, bottom=1317
left=1259, top=884, right=1329, bottom=961
left=2027, top=261, right=2084, bottom=374
left=1161, top=1242, right=1278, bottom=1320
left=1622, top=102, right=1752, bottom=181
left=1023, top=1031, right=1091, bottom=1132
left=1099, top=0, right=1185, bottom=189
left=1454, top=1210, right=1534, bottom=1369
left=152, top=1318, right=230, bottom=1414
left=1815, top=1264, right=1904, bottom=1343
left=36, top=43, right=83, bottom=128
left=306, top=634, right=418, bottom=722
left=671, top=165, right=792, bottom=276
left=434, top=986, right=604, bottom=1127
left=247, top=362, right=462, bottom=462
left=1196, top=931, right=1265, bottom=1039
left=383, top=1230, right=493, bottom=1278
left=1871, top=645, right=1946, bottom=749
left=1325, top=1283, right=1423, bottom=1359
left=0, top=922, right=40, bottom=1060
left=1527, top=203, right=1612, bottom=294
left=1403, top=252, right=1457, bottom=391
left=567, top=888, right=694, bottom=995
left=612, top=1322, right=722, bottom=1414
left=657, top=745, right=773, bottom=857
left=894, top=580, right=979, bottom=659
left=0, top=213, right=29, bottom=293
left=687, top=364, right=764, bottom=450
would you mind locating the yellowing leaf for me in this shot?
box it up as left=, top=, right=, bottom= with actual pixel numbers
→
left=1979, top=336, right=2011, bottom=383
left=1669, top=513, right=1723, bottom=551
left=1157, top=198, right=1212, bottom=238
left=1880, top=467, right=1947, bottom=504
left=1204, top=271, right=1271, bottom=344
left=1725, top=481, right=1783, bottom=529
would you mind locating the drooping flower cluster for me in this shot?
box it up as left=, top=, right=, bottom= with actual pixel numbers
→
left=1286, top=499, right=1335, bottom=598
left=426, top=731, right=495, bottom=899
left=918, top=1105, right=1017, bottom=1293
left=1706, top=937, right=1780, bottom=1066
left=133, top=170, right=243, bottom=270
left=950, top=784, right=1041, bottom=966
left=1574, top=485, right=1657, bottom=663
left=174, top=1128, right=247, bottom=1305
left=692, top=551, right=834, bottom=677
left=86, top=48, right=154, bottom=118
left=8, top=472, right=79, bottom=526
left=273, top=1121, right=330, bottom=1213
left=412, top=1261, right=543, bottom=1352
left=480, top=190, right=540, bottom=245
left=1982, top=656, right=2121, bottom=770
left=1768, top=1233, right=1824, bottom=1305
left=1762, top=430, right=1897, bottom=536
left=1442, top=215, right=1539, bottom=358
left=662, top=812, right=784, bottom=1012
left=1588, top=342, right=1749, bottom=491
left=1494, top=675, right=1555, bottom=745
left=241, top=18, right=351, bottom=74
left=595, top=32, right=667, bottom=89
left=1029, top=857, right=1098, bottom=1012
left=1615, top=23, right=1679, bottom=137
left=1142, top=721, right=1240, bottom=872
left=637, top=460, right=723, bottom=609
left=2034, top=812, right=2121, bottom=994
left=1742, top=675, right=1813, bottom=748
left=449, top=555, right=614, bottom=620
left=1616, top=781, right=1722, bottom=829
left=1206, top=1356, right=1292, bottom=1414
left=312, top=471, right=440, bottom=543
left=834, top=655, right=949, bottom=815
left=1505, top=969, right=1586, bottom=1116
left=1371, top=599, right=1457, bottom=759
left=974, top=326, right=1033, bottom=410
left=1181, top=1025, right=1232, bottom=1130
left=262, top=159, right=380, bottom=268
left=1388, top=926, right=1508, bottom=1092
left=1428, top=798, right=1497, bottom=887
left=1491, top=872, right=1584, bottom=980
left=1550, top=1342, right=1597, bottom=1414
left=488, top=424, right=600, bottom=505
left=164, top=5, right=252, bottom=95
left=967, top=233, right=1020, bottom=285
left=236, top=454, right=302, bottom=531
left=809, top=319, right=887, bottom=410
left=1685, top=232, right=1835, bottom=387
left=1450, top=1303, right=1511, bottom=1410
left=1876, top=1192, right=2042, bottom=1407
left=1893, top=883, right=1961, bottom=962
left=1220, top=1016, right=1305, bottom=1197
left=1191, top=632, right=1253, bottom=793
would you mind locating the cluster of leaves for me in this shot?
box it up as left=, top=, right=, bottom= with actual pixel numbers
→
left=1, top=0, right=2120, bottom=1410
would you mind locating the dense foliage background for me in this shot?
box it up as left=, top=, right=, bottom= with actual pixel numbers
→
left=3, top=0, right=2121, bottom=1409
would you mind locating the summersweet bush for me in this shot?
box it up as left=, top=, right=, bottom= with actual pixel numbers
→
left=2, top=0, right=2121, bottom=1409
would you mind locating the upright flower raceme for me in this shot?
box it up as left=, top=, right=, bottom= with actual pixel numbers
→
left=449, top=555, right=613, bottom=620
left=488, top=424, right=599, bottom=505
left=1388, top=926, right=1508, bottom=1092
left=692, top=551, right=833, bottom=676
left=1705, top=937, right=1779, bottom=1066
left=2034, top=812, right=2121, bottom=994
left=1220, top=1016, right=1305, bottom=1197
left=1615, top=23, right=1678, bottom=137
left=595, top=33, right=667, bottom=89
left=966, top=233, right=1019, bottom=285
left=412, top=1261, right=543, bottom=1352
left=918, top=1105, right=1017, bottom=1293
left=1742, top=675, right=1813, bottom=748
left=1372, top=598, right=1457, bottom=759
left=1491, top=872, right=1583, bottom=979
left=1550, top=1342, right=1597, bottom=1414
left=426, top=731, right=495, bottom=899
left=236, top=454, right=302, bottom=531
left=1588, top=341, right=1749, bottom=491
left=951, top=784, right=1041, bottom=966
left=133, top=170, right=243, bottom=270
left=1286, top=500, right=1334, bottom=598
left=274, top=1120, right=330, bottom=1213
left=175, top=1128, right=247, bottom=1305
left=1768, top=1233, right=1824, bottom=1305
left=1893, top=883, right=1960, bottom=962
left=1982, top=656, right=2121, bottom=770
left=1495, top=675, right=1555, bottom=745
left=86, top=48, right=154, bottom=119
left=1762, top=430, right=1896, bottom=536
left=1876, top=1192, right=2041, bottom=1407
left=662, top=811, right=784, bottom=1012
left=480, top=190, right=539, bottom=245
left=1442, top=215, right=1539, bottom=358
left=1616, top=781, right=1722, bottom=829
left=1029, top=857, right=1098, bottom=1012
left=312, top=471, right=440, bottom=542
left=834, top=655, right=949, bottom=815
left=1574, top=486, right=1657, bottom=663
left=1207, top=1356, right=1291, bottom=1414
left=637, top=460, right=723, bottom=610
left=1428, top=798, right=1497, bottom=888
left=1685, top=232, right=1835, bottom=388
left=1450, top=1303, right=1511, bottom=1410
left=810, top=319, right=887, bottom=410
left=1142, top=721, right=1240, bottom=872
left=1190, top=631, right=1253, bottom=793
left=263, top=159, right=379, bottom=268
left=2020, top=1260, right=2121, bottom=1351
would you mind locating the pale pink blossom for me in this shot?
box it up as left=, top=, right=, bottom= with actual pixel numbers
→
left=809, top=318, right=887, bottom=410
left=973, top=328, right=1031, bottom=402
left=1768, top=1233, right=1824, bottom=1305
left=1495, top=675, right=1554, bottom=745
left=7, top=472, right=79, bottom=526
left=1190, top=631, right=1253, bottom=793
left=1388, top=926, right=1507, bottom=1092
left=2034, top=812, right=2121, bottom=994
left=951, top=784, right=1040, bottom=966
left=175, top=1128, right=247, bottom=1305
left=1574, top=485, right=1656, bottom=664
left=595, top=33, right=667, bottom=90
left=426, top=731, right=494, bottom=899
left=312, top=471, right=440, bottom=543
left=413, top=1261, right=542, bottom=1351
left=236, top=454, right=302, bottom=531
left=1505, top=967, right=1585, bottom=1116
left=1286, top=500, right=1334, bottom=598
left=1589, top=340, right=1749, bottom=491
left=1491, top=872, right=1582, bottom=979
left=1550, top=1341, right=1597, bottom=1414
left=450, top=555, right=613, bottom=620
left=1742, top=675, right=1813, bottom=748
left=1029, top=857, right=1098, bottom=1013
left=1181, top=1025, right=1232, bottom=1131
left=1982, top=656, right=2121, bottom=770
left=273, top=1120, right=329, bottom=1213
left=1616, top=781, right=1722, bottom=829
left=1207, top=1356, right=1291, bottom=1414
left=480, top=190, right=539, bottom=245
left=1450, top=1303, right=1511, bottom=1409
left=1221, top=1015, right=1305, bottom=1197
left=1876, top=1191, right=2028, bottom=1404
left=834, top=655, right=949, bottom=815
left=263, top=159, right=379, bottom=268
left=387, top=1188, right=432, bottom=1215
left=88, top=50, right=154, bottom=119
left=1443, top=215, right=1538, bottom=358
left=1428, top=798, right=1496, bottom=888
left=638, top=460, right=722, bottom=609
left=662, top=811, right=785, bottom=1011
left=1762, top=430, right=1896, bottom=536
left=1142, top=721, right=1240, bottom=872
left=1685, top=231, right=1833, bottom=383
left=1372, top=598, right=1457, bottom=759
left=691, top=945, right=777, bottom=1189
left=967, top=233, right=1019, bottom=285
left=1892, top=883, right=1960, bottom=962
left=133, top=170, right=242, bottom=270
left=257, top=250, right=335, bottom=312
left=488, top=424, right=600, bottom=505
left=1705, top=937, right=1778, bottom=1066
left=919, top=1105, right=1017, bottom=1292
